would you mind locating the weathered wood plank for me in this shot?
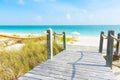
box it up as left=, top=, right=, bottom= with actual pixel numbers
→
left=18, top=76, right=40, bottom=80
left=18, top=45, right=116, bottom=80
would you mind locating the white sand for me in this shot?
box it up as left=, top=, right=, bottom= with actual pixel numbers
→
left=5, top=44, right=24, bottom=51
left=113, top=66, right=120, bottom=80
left=68, top=35, right=108, bottom=49
left=0, top=33, right=42, bottom=51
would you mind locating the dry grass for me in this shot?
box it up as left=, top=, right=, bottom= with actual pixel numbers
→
left=56, top=36, right=77, bottom=44
left=0, top=39, right=63, bottom=80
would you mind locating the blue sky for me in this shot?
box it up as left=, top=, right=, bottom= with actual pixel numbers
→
left=0, top=0, right=120, bottom=25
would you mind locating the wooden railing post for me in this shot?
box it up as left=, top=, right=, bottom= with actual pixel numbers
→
left=53, top=32, right=56, bottom=42
left=99, top=31, right=104, bottom=53
left=115, top=33, right=120, bottom=55
left=63, top=32, right=66, bottom=50
left=106, top=30, right=114, bottom=68
left=47, top=28, right=53, bottom=60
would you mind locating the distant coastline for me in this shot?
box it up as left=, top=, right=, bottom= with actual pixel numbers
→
left=0, top=25, right=120, bottom=36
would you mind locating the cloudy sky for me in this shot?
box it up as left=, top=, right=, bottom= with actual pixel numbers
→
left=0, top=0, right=120, bottom=25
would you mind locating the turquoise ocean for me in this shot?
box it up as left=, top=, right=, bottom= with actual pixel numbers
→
left=0, top=25, right=120, bottom=36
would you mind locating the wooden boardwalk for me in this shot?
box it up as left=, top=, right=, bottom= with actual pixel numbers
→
left=18, top=45, right=116, bottom=80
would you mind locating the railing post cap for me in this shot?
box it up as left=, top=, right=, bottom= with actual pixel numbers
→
left=118, top=33, right=120, bottom=35
left=47, top=28, right=52, bottom=33
left=48, top=28, right=52, bottom=31
left=101, top=31, right=104, bottom=33
left=108, top=30, right=114, bottom=32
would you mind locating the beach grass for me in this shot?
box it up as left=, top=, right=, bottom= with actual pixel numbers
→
left=56, top=36, right=77, bottom=44
left=0, top=39, right=63, bottom=80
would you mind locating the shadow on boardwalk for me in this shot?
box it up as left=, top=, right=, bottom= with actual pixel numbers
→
left=68, top=51, right=106, bottom=80
left=18, top=45, right=115, bottom=80
left=68, top=51, right=84, bottom=80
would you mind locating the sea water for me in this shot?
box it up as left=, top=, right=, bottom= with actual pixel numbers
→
left=0, top=25, right=120, bottom=36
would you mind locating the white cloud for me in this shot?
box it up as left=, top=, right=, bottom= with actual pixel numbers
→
left=35, top=15, right=42, bottom=22
left=33, top=0, right=56, bottom=2
left=34, top=0, right=43, bottom=2
left=49, top=0, right=56, bottom=2
left=12, top=0, right=120, bottom=25
left=18, top=0, right=25, bottom=5
left=94, top=8, right=120, bottom=24
left=81, top=9, right=88, bottom=14
left=66, top=13, right=71, bottom=20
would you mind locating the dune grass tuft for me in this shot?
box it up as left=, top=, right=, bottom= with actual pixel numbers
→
left=56, top=36, right=77, bottom=44
left=0, top=39, right=63, bottom=80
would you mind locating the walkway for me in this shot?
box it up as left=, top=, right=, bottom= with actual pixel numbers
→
left=18, top=45, right=116, bottom=80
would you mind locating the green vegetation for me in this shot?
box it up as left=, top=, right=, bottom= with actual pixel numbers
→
left=0, top=39, right=63, bottom=80
left=57, top=36, right=77, bottom=44
left=113, top=43, right=117, bottom=48
left=66, top=37, right=77, bottom=44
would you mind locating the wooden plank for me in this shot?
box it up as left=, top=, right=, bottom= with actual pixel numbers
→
left=18, top=76, right=41, bottom=80
left=24, top=73, right=60, bottom=80
left=18, top=45, right=116, bottom=80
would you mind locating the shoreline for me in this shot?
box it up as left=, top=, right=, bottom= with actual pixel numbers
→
left=0, top=32, right=104, bottom=47
left=1, top=32, right=117, bottom=50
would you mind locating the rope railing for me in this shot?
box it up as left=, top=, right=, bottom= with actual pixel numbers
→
left=53, top=32, right=66, bottom=49
left=0, top=28, right=66, bottom=61
left=0, top=34, right=42, bottom=40
left=99, top=30, right=120, bottom=69
left=47, top=29, right=66, bottom=60
left=110, top=34, right=120, bottom=42
left=53, top=33, right=64, bottom=37
left=102, top=34, right=108, bottom=39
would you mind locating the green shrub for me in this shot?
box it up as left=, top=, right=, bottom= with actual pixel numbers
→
left=113, top=43, right=117, bottom=48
